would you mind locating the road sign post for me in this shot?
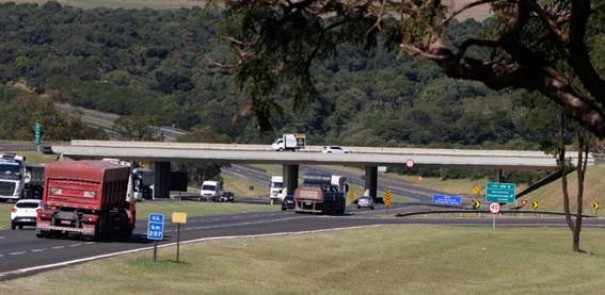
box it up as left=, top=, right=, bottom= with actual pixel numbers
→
left=147, top=213, right=165, bottom=262
left=384, top=189, right=392, bottom=214
left=486, top=182, right=516, bottom=203
left=34, top=122, right=42, bottom=145
left=488, top=202, right=501, bottom=230
left=172, top=212, right=187, bottom=263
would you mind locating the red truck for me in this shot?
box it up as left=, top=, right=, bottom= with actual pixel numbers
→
left=36, top=160, right=136, bottom=241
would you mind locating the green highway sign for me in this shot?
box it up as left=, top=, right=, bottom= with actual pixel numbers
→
left=486, top=182, right=516, bottom=203
left=34, top=122, right=42, bottom=144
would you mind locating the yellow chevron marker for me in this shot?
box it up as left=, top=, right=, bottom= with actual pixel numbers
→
left=593, top=201, right=600, bottom=211
left=532, top=200, right=539, bottom=210
left=472, top=199, right=480, bottom=209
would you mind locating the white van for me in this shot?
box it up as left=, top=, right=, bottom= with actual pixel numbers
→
left=270, top=176, right=286, bottom=204
left=200, top=180, right=223, bottom=202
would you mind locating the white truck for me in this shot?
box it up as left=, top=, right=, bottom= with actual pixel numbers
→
left=0, top=154, right=28, bottom=202
left=200, top=180, right=223, bottom=202
left=269, top=176, right=286, bottom=205
left=271, top=133, right=306, bottom=151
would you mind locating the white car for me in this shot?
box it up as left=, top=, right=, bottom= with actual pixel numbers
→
left=10, top=199, right=44, bottom=230
left=356, top=196, right=375, bottom=210
left=321, top=146, right=350, bottom=154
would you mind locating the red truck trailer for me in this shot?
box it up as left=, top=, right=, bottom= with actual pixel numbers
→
left=36, top=160, right=136, bottom=241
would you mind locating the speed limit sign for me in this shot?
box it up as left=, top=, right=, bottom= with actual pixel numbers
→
left=489, top=202, right=501, bottom=214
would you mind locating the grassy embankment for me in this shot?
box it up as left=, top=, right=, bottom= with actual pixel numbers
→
left=319, top=164, right=605, bottom=212
left=1, top=226, right=604, bottom=294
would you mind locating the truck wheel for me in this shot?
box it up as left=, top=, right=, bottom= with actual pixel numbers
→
left=11, top=222, right=16, bottom=230
left=18, top=225, right=23, bottom=230
left=278, top=148, right=284, bottom=151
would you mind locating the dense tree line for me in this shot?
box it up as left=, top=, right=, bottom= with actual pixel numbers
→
left=0, top=1, right=558, bottom=150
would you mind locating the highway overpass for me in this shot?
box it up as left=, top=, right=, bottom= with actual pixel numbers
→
left=51, top=140, right=594, bottom=199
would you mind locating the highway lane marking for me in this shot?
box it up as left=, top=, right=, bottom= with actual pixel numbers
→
left=0, top=254, right=3, bottom=258
left=31, top=248, right=46, bottom=253
left=51, top=246, right=65, bottom=250
left=162, top=216, right=305, bottom=233
left=0, top=223, right=384, bottom=280
left=9, top=251, right=26, bottom=256
left=69, top=243, right=82, bottom=247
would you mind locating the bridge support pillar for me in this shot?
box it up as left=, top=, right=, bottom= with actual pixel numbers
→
left=283, top=164, right=299, bottom=197
left=152, top=161, right=171, bottom=199
left=364, top=166, right=381, bottom=203
left=493, top=169, right=503, bottom=182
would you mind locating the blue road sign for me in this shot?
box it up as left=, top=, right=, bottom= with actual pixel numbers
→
left=432, top=194, right=462, bottom=206
left=147, top=213, right=164, bottom=241
left=486, top=182, right=516, bottom=203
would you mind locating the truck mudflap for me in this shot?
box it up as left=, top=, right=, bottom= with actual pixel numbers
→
left=36, top=224, right=95, bottom=235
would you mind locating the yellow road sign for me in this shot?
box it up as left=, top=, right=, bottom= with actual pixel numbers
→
left=532, top=200, right=539, bottom=210
left=348, top=188, right=356, bottom=202
left=593, top=201, right=600, bottom=211
left=172, top=212, right=188, bottom=224
left=472, top=199, right=480, bottom=209
left=472, top=186, right=481, bottom=195
left=384, top=189, right=392, bottom=207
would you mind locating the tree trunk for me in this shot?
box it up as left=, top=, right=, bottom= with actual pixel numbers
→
left=558, top=115, right=588, bottom=253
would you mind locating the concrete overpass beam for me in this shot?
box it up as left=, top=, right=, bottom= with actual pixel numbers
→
left=152, top=161, right=171, bottom=199
left=364, top=166, right=380, bottom=203
left=283, top=164, right=299, bottom=197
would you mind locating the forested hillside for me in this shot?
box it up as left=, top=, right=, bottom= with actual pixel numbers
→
left=0, top=1, right=555, bottom=149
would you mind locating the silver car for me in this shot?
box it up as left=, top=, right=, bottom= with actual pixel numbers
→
left=356, top=196, right=374, bottom=210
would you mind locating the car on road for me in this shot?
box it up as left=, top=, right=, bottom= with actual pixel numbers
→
left=10, top=199, right=44, bottom=230
left=355, top=196, right=374, bottom=210
left=281, top=195, right=295, bottom=211
left=321, top=146, right=350, bottom=154
left=217, top=192, right=235, bottom=203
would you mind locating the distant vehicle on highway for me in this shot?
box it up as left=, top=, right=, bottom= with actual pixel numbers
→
left=271, top=133, right=306, bottom=151
left=355, top=196, right=375, bottom=210
left=200, top=180, right=223, bottom=202
left=281, top=195, right=295, bottom=211
left=217, top=192, right=235, bottom=203
left=321, top=146, right=350, bottom=154
left=11, top=199, right=44, bottom=230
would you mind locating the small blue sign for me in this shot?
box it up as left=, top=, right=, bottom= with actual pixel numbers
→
left=432, top=194, right=462, bottom=206
left=147, top=213, right=164, bottom=241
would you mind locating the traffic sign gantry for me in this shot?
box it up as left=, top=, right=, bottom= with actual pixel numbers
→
left=486, top=182, right=516, bottom=203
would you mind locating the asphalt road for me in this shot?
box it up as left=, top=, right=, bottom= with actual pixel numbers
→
left=2, top=208, right=604, bottom=281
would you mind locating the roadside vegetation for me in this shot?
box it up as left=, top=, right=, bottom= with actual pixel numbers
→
left=1, top=226, right=604, bottom=294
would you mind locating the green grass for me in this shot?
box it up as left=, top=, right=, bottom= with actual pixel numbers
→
left=2, top=226, right=604, bottom=294
left=135, top=200, right=275, bottom=221
left=0, top=203, right=12, bottom=228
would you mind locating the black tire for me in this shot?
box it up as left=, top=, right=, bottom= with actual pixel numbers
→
left=11, top=222, right=16, bottom=230
left=370, top=206, right=374, bottom=210
left=18, top=225, right=23, bottom=230
left=357, top=205, right=361, bottom=209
